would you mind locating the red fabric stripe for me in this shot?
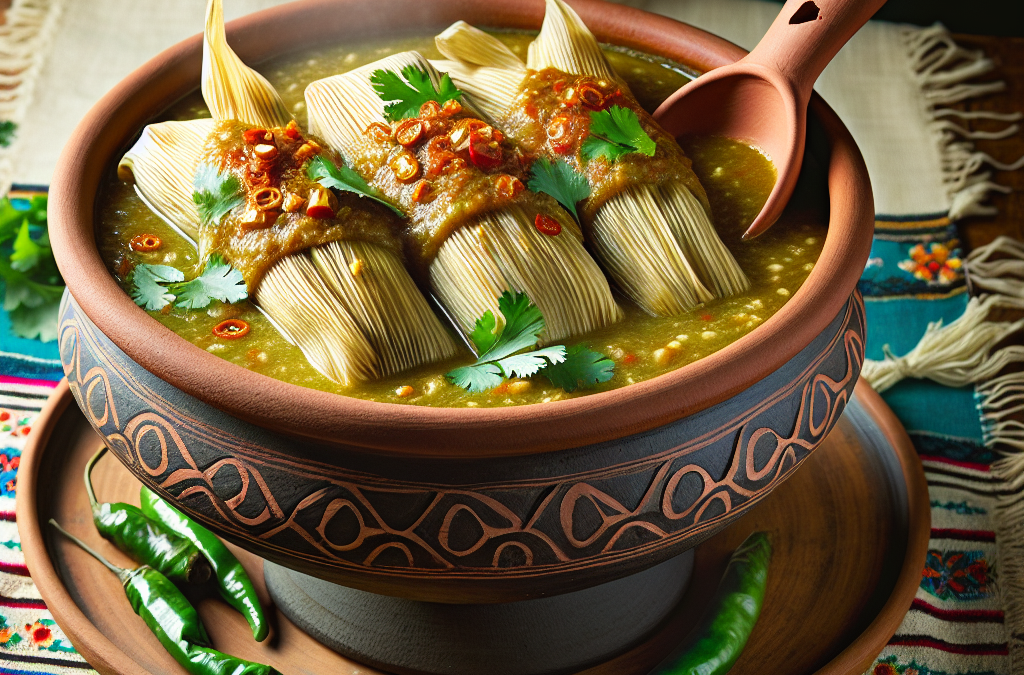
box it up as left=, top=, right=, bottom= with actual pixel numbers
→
left=0, top=512, right=15, bottom=522
left=0, top=562, right=30, bottom=577
left=0, top=375, right=60, bottom=389
left=911, top=598, right=1004, bottom=622
left=919, top=454, right=991, bottom=473
left=888, top=635, right=1008, bottom=655
left=0, top=595, right=47, bottom=609
left=930, top=528, right=996, bottom=542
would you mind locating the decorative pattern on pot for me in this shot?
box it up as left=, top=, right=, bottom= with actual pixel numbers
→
left=57, top=290, right=865, bottom=584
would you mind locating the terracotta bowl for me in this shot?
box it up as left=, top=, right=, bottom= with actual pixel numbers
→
left=49, top=0, right=873, bottom=604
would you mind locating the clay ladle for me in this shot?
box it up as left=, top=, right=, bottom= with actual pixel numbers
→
left=654, top=0, right=886, bottom=239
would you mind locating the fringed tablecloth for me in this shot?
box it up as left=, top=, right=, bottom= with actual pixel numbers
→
left=0, top=1, right=1022, bottom=674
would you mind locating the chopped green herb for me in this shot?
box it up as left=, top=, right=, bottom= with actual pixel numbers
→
left=445, top=291, right=613, bottom=394
left=129, top=254, right=246, bottom=311
left=192, top=164, right=244, bottom=227
left=541, top=344, right=616, bottom=392
left=581, top=105, right=657, bottom=162
left=370, top=65, right=462, bottom=122
left=0, top=195, right=65, bottom=342
left=307, top=156, right=402, bottom=216
left=527, top=158, right=590, bottom=221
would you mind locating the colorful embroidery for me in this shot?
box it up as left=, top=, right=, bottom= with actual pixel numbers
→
left=873, top=655, right=999, bottom=675
left=1, top=410, right=33, bottom=438
left=897, top=241, right=963, bottom=285
left=22, top=620, right=74, bottom=652
left=930, top=500, right=988, bottom=515
left=0, top=449, right=20, bottom=498
left=0, top=616, right=20, bottom=648
left=909, top=434, right=998, bottom=464
left=921, top=550, right=991, bottom=601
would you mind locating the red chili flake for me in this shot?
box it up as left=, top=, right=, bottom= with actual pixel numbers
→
left=534, top=213, right=562, bottom=237
left=701, top=314, right=713, bottom=321
left=468, top=137, right=502, bottom=170
left=523, top=102, right=539, bottom=120
left=243, top=128, right=271, bottom=144
left=212, top=319, right=250, bottom=339
left=622, top=353, right=637, bottom=364
left=284, top=120, right=302, bottom=139
left=129, top=233, right=162, bottom=252
left=495, top=174, right=524, bottom=199
left=552, top=80, right=566, bottom=94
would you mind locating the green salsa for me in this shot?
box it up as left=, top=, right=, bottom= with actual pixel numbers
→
left=96, top=33, right=825, bottom=408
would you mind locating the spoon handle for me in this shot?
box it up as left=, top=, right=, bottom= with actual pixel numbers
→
left=745, top=0, right=888, bottom=100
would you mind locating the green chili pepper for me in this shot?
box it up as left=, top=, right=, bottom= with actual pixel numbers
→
left=49, top=520, right=281, bottom=675
left=141, top=485, right=269, bottom=641
left=85, top=447, right=211, bottom=585
left=653, top=531, right=772, bottom=675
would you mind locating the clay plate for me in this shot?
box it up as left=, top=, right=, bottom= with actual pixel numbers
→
left=19, top=380, right=929, bottom=675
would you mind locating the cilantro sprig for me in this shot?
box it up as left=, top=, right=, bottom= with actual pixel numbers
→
left=130, top=253, right=246, bottom=311
left=0, top=195, right=65, bottom=342
left=370, top=65, right=463, bottom=122
left=527, top=158, right=590, bottom=221
left=193, top=164, right=245, bottom=227
left=581, top=105, right=657, bottom=162
left=446, top=291, right=615, bottom=394
left=307, top=156, right=402, bottom=216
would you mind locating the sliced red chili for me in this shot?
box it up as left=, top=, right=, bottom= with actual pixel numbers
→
left=534, top=213, right=562, bottom=237
left=364, top=122, right=392, bottom=143
left=419, top=100, right=442, bottom=118
left=547, top=115, right=574, bottom=154
left=243, top=128, right=271, bottom=144
left=395, top=120, right=425, bottom=147
left=129, top=233, right=162, bottom=252
left=468, top=131, right=502, bottom=170
left=390, top=150, right=421, bottom=182
left=578, top=83, right=605, bottom=109
left=495, top=174, right=524, bottom=199
left=441, top=99, right=463, bottom=116
left=212, top=319, right=250, bottom=339
left=252, top=186, right=283, bottom=211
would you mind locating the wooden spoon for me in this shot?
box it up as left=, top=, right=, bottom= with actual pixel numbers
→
left=653, top=0, right=886, bottom=240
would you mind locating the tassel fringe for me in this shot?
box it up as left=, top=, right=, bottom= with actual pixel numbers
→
left=903, top=24, right=1024, bottom=222
left=0, top=0, right=65, bottom=196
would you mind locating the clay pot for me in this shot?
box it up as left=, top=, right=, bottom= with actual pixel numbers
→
left=48, top=0, right=872, bottom=604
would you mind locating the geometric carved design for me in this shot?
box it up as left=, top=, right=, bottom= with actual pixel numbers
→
left=59, top=292, right=865, bottom=587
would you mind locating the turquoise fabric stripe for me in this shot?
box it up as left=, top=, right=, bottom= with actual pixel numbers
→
left=863, top=293, right=969, bottom=360
left=882, top=379, right=986, bottom=444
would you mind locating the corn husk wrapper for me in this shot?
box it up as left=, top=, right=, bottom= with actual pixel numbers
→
left=305, top=51, right=622, bottom=342
left=115, top=0, right=457, bottom=385
left=435, top=3, right=750, bottom=316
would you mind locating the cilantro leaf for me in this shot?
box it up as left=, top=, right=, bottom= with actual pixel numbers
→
left=468, top=307, right=500, bottom=355
left=370, top=65, right=462, bottom=122
left=581, top=106, right=657, bottom=162
left=484, top=291, right=545, bottom=362
left=446, top=363, right=504, bottom=393
left=9, top=302, right=60, bottom=342
left=527, top=158, right=590, bottom=221
left=193, top=164, right=244, bottom=227
left=498, top=345, right=566, bottom=379
left=307, top=156, right=402, bottom=216
left=10, top=219, right=46, bottom=272
left=540, top=344, right=616, bottom=392
left=171, top=254, right=248, bottom=309
left=130, top=264, right=182, bottom=310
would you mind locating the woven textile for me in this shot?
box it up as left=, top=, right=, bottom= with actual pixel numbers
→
left=0, top=1, right=1022, bottom=674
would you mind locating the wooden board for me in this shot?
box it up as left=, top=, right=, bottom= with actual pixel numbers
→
left=18, top=380, right=929, bottom=675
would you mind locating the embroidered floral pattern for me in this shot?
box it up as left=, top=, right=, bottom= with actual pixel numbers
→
left=930, top=500, right=987, bottom=515
left=0, top=616, right=20, bottom=648
left=897, top=241, right=963, bottom=285
left=0, top=449, right=20, bottom=497
left=0, top=616, right=75, bottom=653
left=873, top=655, right=999, bottom=675
left=1, top=409, right=33, bottom=438
left=921, top=550, right=991, bottom=601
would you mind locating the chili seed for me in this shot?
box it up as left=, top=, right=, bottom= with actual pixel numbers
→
left=395, top=119, right=425, bottom=147
left=495, top=174, right=524, bottom=199
left=129, top=233, right=162, bottom=252
left=534, top=213, right=562, bottom=236
left=282, top=193, right=305, bottom=212
left=419, top=100, right=442, bottom=117
left=441, top=99, right=462, bottom=116
left=390, top=150, right=421, bottom=182
left=396, top=385, right=415, bottom=398
left=213, top=319, right=250, bottom=339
